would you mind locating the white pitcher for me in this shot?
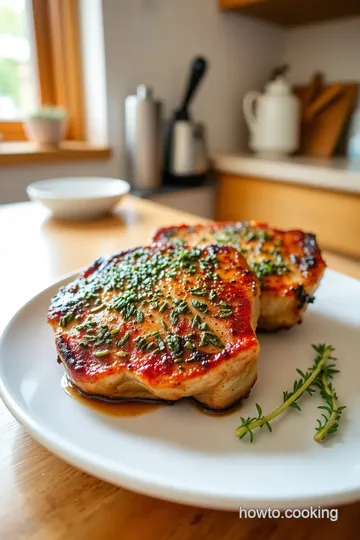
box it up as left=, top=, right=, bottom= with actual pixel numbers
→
left=243, top=76, right=300, bottom=157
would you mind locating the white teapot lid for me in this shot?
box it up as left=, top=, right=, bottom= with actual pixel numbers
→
left=265, top=64, right=292, bottom=95
left=265, top=75, right=291, bottom=95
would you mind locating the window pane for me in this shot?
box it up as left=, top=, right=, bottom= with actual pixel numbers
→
left=0, top=0, right=38, bottom=120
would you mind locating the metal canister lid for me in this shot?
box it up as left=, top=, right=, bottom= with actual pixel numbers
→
left=136, top=85, right=153, bottom=100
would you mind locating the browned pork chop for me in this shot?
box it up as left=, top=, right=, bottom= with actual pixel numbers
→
left=48, top=244, right=260, bottom=410
left=151, top=222, right=326, bottom=331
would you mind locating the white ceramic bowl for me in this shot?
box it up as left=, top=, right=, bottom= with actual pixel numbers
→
left=26, top=177, right=130, bottom=220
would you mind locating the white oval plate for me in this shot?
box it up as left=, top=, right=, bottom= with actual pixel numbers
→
left=0, top=269, right=360, bottom=510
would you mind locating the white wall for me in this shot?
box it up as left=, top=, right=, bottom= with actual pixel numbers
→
left=0, top=0, right=284, bottom=204
left=103, top=0, right=284, bottom=176
left=150, top=185, right=215, bottom=219
left=284, top=17, right=360, bottom=100
left=0, top=161, right=117, bottom=204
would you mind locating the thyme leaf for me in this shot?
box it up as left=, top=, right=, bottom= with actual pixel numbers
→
left=313, top=354, right=346, bottom=442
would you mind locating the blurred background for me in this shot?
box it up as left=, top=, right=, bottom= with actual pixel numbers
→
left=0, top=0, right=359, bottom=262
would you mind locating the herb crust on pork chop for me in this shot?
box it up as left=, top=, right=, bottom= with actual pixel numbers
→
left=151, top=222, right=326, bottom=331
left=48, top=244, right=260, bottom=410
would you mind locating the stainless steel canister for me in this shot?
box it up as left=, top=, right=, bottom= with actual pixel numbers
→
left=125, top=85, right=163, bottom=190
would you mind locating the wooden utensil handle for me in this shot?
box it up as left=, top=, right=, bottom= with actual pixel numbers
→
left=304, top=84, right=343, bottom=123
left=301, top=71, right=323, bottom=120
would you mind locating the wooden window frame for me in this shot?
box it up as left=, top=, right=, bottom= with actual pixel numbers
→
left=0, top=0, right=85, bottom=142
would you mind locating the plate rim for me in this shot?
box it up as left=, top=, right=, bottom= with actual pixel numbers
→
left=1, top=268, right=360, bottom=511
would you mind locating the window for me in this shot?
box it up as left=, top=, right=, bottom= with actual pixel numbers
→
left=0, top=0, right=84, bottom=142
left=0, top=0, right=38, bottom=120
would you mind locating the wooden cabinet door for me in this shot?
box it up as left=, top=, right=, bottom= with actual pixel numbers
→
left=218, top=0, right=260, bottom=7
left=216, top=173, right=360, bottom=259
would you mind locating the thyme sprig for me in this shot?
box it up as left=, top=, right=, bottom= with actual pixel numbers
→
left=313, top=360, right=346, bottom=442
left=236, top=344, right=344, bottom=443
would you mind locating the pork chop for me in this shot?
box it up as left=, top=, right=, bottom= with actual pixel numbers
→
left=151, top=222, right=325, bottom=331
left=48, top=244, right=260, bottom=410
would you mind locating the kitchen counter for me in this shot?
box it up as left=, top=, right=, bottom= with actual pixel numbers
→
left=212, top=153, right=360, bottom=194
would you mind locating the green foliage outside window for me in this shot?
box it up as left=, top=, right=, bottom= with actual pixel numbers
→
left=0, top=4, right=27, bottom=108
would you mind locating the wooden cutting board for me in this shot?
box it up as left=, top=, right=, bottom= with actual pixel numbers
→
left=294, top=82, right=358, bottom=157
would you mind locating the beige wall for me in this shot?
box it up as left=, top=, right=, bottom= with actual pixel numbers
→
left=284, top=16, right=360, bottom=102
left=0, top=0, right=284, bottom=204
left=102, top=0, right=284, bottom=173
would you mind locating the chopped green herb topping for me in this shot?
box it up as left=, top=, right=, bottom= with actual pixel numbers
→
left=191, top=299, right=209, bottom=313
left=90, top=304, right=106, bottom=313
left=245, top=230, right=273, bottom=243
left=250, top=258, right=289, bottom=279
left=213, top=226, right=244, bottom=245
left=170, top=300, right=190, bottom=325
left=199, top=331, right=223, bottom=349
left=189, top=287, right=208, bottom=297
left=93, top=350, right=110, bottom=358
left=52, top=244, right=232, bottom=368
left=116, top=331, right=130, bottom=347
left=156, top=336, right=166, bottom=351
left=159, top=301, right=169, bottom=313
left=166, top=334, right=182, bottom=356
left=110, top=328, right=120, bottom=335
left=134, top=336, right=148, bottom=351
left=60, top=312, right=74, bottom=328
left=81, top=325, right=113, bottom=348
left=209, top=290, right=216, bottom=301
left=117, top=350, right=129, bottom=358
left=219, top=309, right=233, bottom=318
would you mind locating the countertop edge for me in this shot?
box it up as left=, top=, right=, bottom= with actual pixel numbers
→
left=212, top=154, right=360, bottom=195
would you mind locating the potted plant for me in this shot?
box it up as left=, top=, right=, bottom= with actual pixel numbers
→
left=24, top=105, right=68, bottom=147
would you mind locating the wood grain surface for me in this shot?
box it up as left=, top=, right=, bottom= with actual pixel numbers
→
left=1, top=196, right=360, bottom=540
left=218, top=0, right=360, bottom=27
left=294, top=83, right=358, bottom=157
left=0, top=141, right=111, bottom=165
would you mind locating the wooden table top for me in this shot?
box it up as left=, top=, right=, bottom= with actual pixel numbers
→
left=1, top=196, right=360, bottom=540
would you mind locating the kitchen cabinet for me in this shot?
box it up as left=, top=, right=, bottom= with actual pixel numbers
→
left=216, top=173, right=360, bottom=259
left=218, top=0, right=360, bottom=27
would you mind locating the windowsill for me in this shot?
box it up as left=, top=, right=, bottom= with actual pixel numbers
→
left=0, top=141, right=112, bottom=166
